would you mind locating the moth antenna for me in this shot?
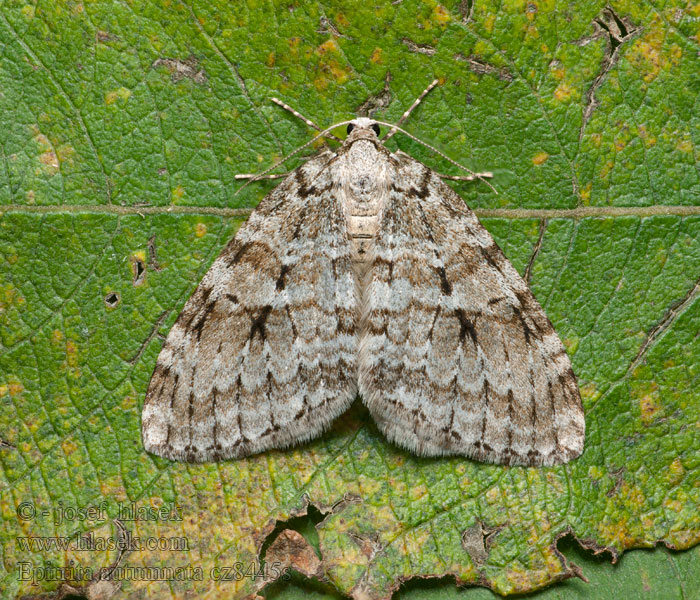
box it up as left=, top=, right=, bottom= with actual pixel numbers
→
left=382, top=79, right=439, bottom=142
left=270, top=97, right=343, bottom=142
left=374, top=120, right=497, bottom=194
left=235, top=120, right=354, bottom=195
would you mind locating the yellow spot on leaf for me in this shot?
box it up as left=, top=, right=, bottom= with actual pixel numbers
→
left=66, top=340, right=79, bottom=368
left=30, top=128, right=60, bottom=175
left=579, top=381, right=600, bottom=403
left=288, top=37, right=301, bottom=55
left=57, top=144, right=75, bottom=167
left=408, top=528, right=432, bottom=551
left=314, top=58, right=351, bottom=90
left=637, top=382, right=661, bottom=425
left=101, top=480, right=126, bottom=501
left=615, top=137, right=627, bottom=151
left=667, top=457, right=685, bottom=487
left=172, top=186, right=185, bottom=201
left=484, top=14, right=496, bottom=33
left=677, top=138, right=693, bottom=153
left=628, top=36, right=662, bottom=83
left=525, top=23, right=539, bottom=38
left=620, top=481, right=646, bottom=508
left=597, top=516, right=636, bottom=547
left=663, top=497, right=683, bottom=512
left=195, top=222, right=207, bottom=238
left=669, top=43, right=682, bottom=66
left=409, top=484, right=428, bottom=501
left=580, top=182, right=592, bottom=205
left=318, top=39, right=338, bottom=54
left=370, top=47, right=383, bottom=64
left=121, top=395, right=136, bottom=410
left=432, top=4, right=451, bottom=26
left=553, top=81, right=573, bottom=102
left=600, top=160, right=614, bottom=179
left=52, top=329, right=64, bottom=344
left=545, top=472, right=564, bottom=494
left=21, top=5, right=35, bottom=19
left=313, top=39, right=351, bottom=89
left=588, top=465, right=604, bottom=480
left=105, top=87, right=132, bottom=105
left=549, top=62, right=565, bottom=80
left=485, top=487, right=501, bottom=504
left=62, top=439, right=78, bottom=456
left=39, top=149, right=59, bottom=172
left=9, top=379, right=24, bottom=397
left=311, top=136, right=328, bottom=149
left=562, top=337, right=578, bottom=354
left=532, top=151, right=549, bottom=166
left=266, top=52, right=275, bottom=68
left=0, top=283, right=24, bottom=309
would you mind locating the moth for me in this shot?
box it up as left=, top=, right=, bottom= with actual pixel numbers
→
left=142, top=81, right=585, bottom=466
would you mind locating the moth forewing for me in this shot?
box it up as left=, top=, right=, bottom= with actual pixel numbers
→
left=142, top=89, right=584, bottom=466
left=142, top=153, right=359, bottom=462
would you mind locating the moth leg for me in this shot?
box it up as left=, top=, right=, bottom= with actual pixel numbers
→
left=234, top=172, right=290, bottom=180
left=435, top=171, right=494, bottom=182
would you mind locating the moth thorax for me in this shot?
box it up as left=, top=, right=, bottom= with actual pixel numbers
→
left=341, top=140, right=389, bottom=268
left=344, top=140, right=387, bottom=203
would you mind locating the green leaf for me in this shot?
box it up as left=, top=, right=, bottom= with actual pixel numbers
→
left=1, top=0, right=699, bottom=599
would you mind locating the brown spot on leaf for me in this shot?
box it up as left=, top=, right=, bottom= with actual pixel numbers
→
left=356, top=71, right=393, bottom=118
left=454, top=53, right=513, bottom=81
left=147, top=234, right=162, bottom=271
left=265, top=529, right=323, bottom=579
left=348, top=531, right=383, bottom=560
left=401, top=37, right=436, bottom=55
left=461, top=520, right=502, bottom=567
left=606, top=466, right=625, bottom=497
left=151, top=56, right=208, bottom=85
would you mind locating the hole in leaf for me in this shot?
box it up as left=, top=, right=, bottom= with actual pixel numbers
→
left=607, top=8, right=629, bottom=38
left=594, top=7, right=637, bottom=52
left=104, top=292, right=120, bottom=308
left=132, top=256, right=146, bottom=286
left=395, top=574, right=462, bottom=598
left=261, top=570, right=341, bottom=599
left=556, top=531, right=617, bottom=564
left=459, top=0, right=474, bottom=22
left=260, top=504, right=326, bottom=563
left=255, top=505, right=329, bottom=597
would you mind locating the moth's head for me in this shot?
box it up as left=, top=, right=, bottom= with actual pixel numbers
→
left=344, top=117, right=381, bottom=145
